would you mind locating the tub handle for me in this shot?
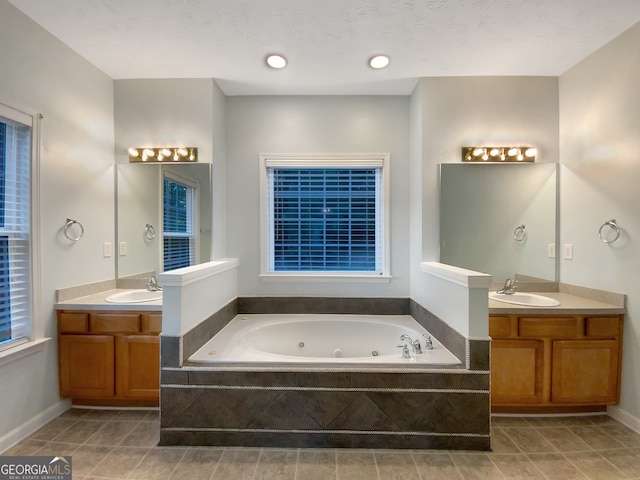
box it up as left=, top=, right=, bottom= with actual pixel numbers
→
left=397, top=344, right=411, bottom=359
left=423, top=334, right=434, bottom=350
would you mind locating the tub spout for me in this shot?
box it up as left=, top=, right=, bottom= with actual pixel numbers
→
left=400, top=334, right=422, bottom=354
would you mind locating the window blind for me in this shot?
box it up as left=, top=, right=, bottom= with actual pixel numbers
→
left=0, top=114, right=32, bottom=351
left=163, top=175, right=195, bottom=271
left=267, top=167, right=382, bottom=272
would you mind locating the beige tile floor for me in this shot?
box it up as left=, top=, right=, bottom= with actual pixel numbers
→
left=2, top=408, right=640, bottom=479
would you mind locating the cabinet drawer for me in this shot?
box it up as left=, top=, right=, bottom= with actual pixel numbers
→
left=586, top=317, right=620, bottom=338
left=141, top=313, right=162, bottom=334
left=489, top=316, right=512, bottom=338
left=519, top=317, right=578, bottom=338
left=59, top=313, right=89, bottom=333
left=90, top=314, right=140, bottom=334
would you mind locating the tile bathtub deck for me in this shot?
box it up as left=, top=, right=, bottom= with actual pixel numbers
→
left=2, top=409, right=640, bottom=479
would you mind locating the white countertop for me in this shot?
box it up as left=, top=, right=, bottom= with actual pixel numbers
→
left=55, top=289, right=162, bottom=311
left=489, top=291, right=624, bottom=315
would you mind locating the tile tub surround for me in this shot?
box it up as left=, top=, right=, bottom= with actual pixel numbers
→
left=160, top=367, right=490, bottom=450
left=159, top=297, right=490, bottom=450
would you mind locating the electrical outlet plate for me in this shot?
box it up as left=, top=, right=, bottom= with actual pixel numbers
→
left=119, top=241, right=127, bottom=256
left=103, top=242, right=112, bottom=258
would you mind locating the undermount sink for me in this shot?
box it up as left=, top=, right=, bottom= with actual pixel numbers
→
left=489, top=291, right=560, bottom=307
left=105, top=289, right=163, bottom=304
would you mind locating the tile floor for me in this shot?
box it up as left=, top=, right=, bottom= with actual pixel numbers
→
left=2, top=408, right=640, bottom=479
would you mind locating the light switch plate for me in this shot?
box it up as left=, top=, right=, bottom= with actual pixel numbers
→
left=547, top=244, right=556, bottom=258
left=563, top=244, right=573, bottom=260
left=103, top=242, right=112, bottom=258
left=119, top=241, right=127, bottom=256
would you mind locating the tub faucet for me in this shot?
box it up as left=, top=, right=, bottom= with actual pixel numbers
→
left=497, top=278, right=518, bottom=295
left=145, top=275, right=161, bottom=292
left=400, top=334, right=422, bottom=354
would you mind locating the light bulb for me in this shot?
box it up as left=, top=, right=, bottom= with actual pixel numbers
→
left=142, top=148, right=155, bottom=158
left=128, top=148, right=139, bottom=157
left=161, top=148, right=171, bottom=157
left=525, top=148, right=537, bottom=157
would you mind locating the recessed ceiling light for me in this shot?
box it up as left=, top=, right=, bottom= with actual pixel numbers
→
left=266, top=54, right=287, bottom=69
left=369, top=55, right=390, bottom=69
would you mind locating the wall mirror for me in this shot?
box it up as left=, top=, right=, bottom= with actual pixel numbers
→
left=439, top=163, right=558, bottom=283
left=116, top=163, right=212, bottom=278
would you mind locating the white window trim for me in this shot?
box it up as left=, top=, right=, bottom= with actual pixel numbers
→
left=0, top=95, right=48, bottom=365
left=259, top=153, right=391, bottom=282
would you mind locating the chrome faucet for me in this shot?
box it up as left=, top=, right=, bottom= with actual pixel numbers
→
left=397, top=344, right=411, bottom=359
left=496, top=278, right=518, bottom=295
left=145, top=275, right=161, bottom=292
left=400, top=334, right=422, bottom=354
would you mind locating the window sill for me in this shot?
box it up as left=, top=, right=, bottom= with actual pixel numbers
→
left=0, top=337, right=51, bottom=368
left=259, top=273, right=392, bottom=283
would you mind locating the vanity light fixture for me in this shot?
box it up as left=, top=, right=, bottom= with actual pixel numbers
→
left=462, top=146, right=536, bottom=163
left=128, top=147, right=198, bottom=163
left=266, top=54, right=287, bottom=69
left=369, top=54, right=390, bottom=69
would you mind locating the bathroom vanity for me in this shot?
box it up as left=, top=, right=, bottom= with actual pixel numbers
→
left=489, top=288, right=624, bottom=413
left=55, top=290, right=162, bottom=406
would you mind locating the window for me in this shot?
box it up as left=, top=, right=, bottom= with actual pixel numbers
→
left=260, top=154, right=390, bottom=279
left=0, top=100, right=39, bottom=354
left=163, top=171, right=197, bottom=271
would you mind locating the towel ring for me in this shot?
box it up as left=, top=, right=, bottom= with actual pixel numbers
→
left=598, top=219, right=620, bottom=244
left=145, top=224, right=156, bottom=240
left=63, top=218, right=84, bottom=241
left=513, top=224, right=526, bottom=242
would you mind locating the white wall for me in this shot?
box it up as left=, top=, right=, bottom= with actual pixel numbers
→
left=226, top=96, right=411, bottom=297
left=211, top=82, right=228, bottom=259
left=114, top=79, right=225, bottom=272
left=114, top=79, right=215, bottom=165
left=559, top=22, right=640, bottom=423
left=0, top=0, right=115, bottom=445
left=410, top=77, right=559, bottom=336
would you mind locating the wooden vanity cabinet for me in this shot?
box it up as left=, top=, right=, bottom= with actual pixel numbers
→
left=489, top=314, right=623, bottom=412
left=57, top=310, right=161, bottom=406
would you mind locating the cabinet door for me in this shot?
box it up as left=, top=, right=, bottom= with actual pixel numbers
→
left=551, top=340, right=620, bottom=404
left=59, top=335, right=114, bottom=398
left=116, top=335, right=160, bottom=398
left=491, top=339, right=544, bottom=405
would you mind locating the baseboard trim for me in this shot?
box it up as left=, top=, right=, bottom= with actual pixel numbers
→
left=607, top=405, right=640, bottom=434
left=0, top=399, right=71, bottom=454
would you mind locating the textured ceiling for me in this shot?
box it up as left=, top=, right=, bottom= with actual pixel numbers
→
left=7, top=0, right=640, bottom=95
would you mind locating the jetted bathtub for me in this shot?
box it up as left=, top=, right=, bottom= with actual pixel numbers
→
left=188, top=314, right=461, bottom=365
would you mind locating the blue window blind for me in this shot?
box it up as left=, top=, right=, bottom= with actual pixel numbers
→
left=0, top=114, right=32, bottom=350
left=267, top=167, right=382, bottom=272
left=163, top=175, right=195, bottom=271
